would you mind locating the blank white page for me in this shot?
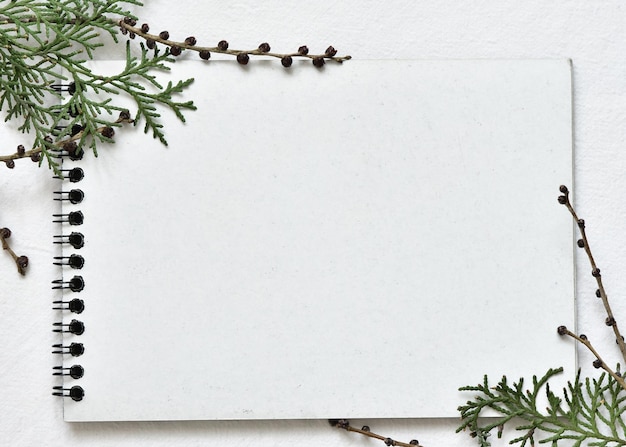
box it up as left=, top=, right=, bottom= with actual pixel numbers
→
left=58, top=59, right=574, bottom=421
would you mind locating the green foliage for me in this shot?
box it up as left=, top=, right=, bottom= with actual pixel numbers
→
left=458, top=368, right=626, bottom=447
left=0, top=0, right=196, bottom=173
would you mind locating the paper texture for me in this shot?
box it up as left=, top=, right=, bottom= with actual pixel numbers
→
left=56, top=59, right=574, bottom=421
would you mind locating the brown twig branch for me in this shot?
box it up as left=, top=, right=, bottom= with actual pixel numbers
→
left=557, top=185, right=626, bottom=365
left=117, top=18, right=351, bottom=67
left=557, top=326, right=626, bottom=390
left=0, top=113, right=134, bottom=168
left=330, top=420, right=422, bottom=447
left=0, top=14, right=352, bottom=66
left=0, top=228, right=28, bottom=275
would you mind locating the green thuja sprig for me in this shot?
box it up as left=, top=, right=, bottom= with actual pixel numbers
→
left=458, top=186, right=626, bottom=447
left=51, top=40, right=195, bottom=153
left=0, top=1, right=350, bottom=176
left=0, top=0, right=195, bottom=174
left=457, top=367, right=626, bottom=447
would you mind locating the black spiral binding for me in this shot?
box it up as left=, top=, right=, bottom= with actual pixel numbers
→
left=53, top=189, right=84, bottom=205
left=52, top=211, right=84, bottom=226
left=53, top=365, right=85, bottom=379
left=52, top=276, right=85, bottom=292
left=54, top=167, right=84, bottom=183
left=53, top=318, right=85, bottom=335
left=53, top=232, right=84, bottom=249
left=52, top=386, right=85, bottom=402
left=53, top=254, right=85, bottom=269
left=52, top=298, right=85, bottom=314
left=52, top=343, right=85, bottom=356
left=52, top=84, right=86, bottom=403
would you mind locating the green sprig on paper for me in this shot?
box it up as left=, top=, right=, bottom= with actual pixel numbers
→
left=456, top=186, right=626, bottom=447
left=0, top=0, right=350, bottom=176
left=0, top=0, right=195, bottom=174
left=457, top=367, right=626, bottom=447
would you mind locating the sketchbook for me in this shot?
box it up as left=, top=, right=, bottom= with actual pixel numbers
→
left=51, top=59, right=575, bottom=422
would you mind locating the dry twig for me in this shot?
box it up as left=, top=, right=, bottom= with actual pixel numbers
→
left=330, top=419, right=422, bottom=447
left=0, top=228, right=28, bottom=275
left=557, top=185, right=626, bottom=371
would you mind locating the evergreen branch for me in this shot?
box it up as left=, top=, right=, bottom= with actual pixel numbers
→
left=457, top=368, right=626, bottom=447
left=0, top=0, right=150, bottom=173
left=0, top=1, right=195, bottom=173
left=1, top=1, right=350, bottom=176
left=103, top=42, right=196, bottom=143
